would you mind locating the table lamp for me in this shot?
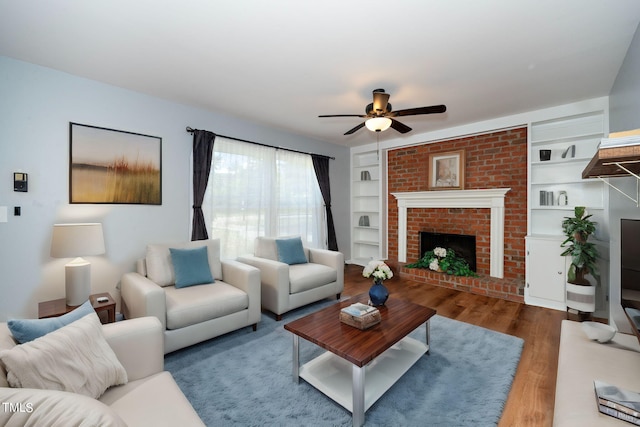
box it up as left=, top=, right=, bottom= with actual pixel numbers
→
left=50, top=223, right=105, bottom=306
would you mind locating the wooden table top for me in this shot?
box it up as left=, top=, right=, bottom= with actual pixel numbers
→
left=284, top=294, right=436, bottom=367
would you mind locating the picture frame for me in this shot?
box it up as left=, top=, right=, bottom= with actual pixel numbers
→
left=428, top=150, right=465, bottom=190
left=69, top=122, right=162, bottom=204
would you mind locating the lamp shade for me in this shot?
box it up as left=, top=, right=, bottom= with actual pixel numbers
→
left=51, top=223, right=105, bottom=258
left=365, top=117, right=392, bottom=132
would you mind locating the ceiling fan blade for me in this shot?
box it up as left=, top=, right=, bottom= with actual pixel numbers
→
left=344, top=122, right=366, bottom=135
left=390, top=105, right=447, bottom=117
left=390, top=119, right=412, bottom=134
left=318, top=114, right=366, bottom=118
left=372, top=92, right=391, bottom=113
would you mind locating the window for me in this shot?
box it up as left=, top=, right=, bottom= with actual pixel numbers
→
left=202, top=137, right=325, bottom=258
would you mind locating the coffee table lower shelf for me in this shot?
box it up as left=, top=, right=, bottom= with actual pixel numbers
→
left=299, top=336, right=428, bottom=414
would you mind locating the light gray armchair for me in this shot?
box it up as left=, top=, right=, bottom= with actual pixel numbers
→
left=237, top=236, right=344, bottom=320
left=121, top=239, right=261, bottom=353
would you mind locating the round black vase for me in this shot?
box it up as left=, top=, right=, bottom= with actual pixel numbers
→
left=369, top=280, right=389, bottom=306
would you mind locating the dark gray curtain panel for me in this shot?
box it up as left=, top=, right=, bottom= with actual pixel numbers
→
left=311, top=155, right=338, bottom=251
left=191, top=129, right=216, bottom=241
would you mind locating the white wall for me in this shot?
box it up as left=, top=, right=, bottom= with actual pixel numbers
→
left=0, top=56, right=349, bottom=321
left=608, top=23, right=640, bottom=332
left=610, top=24, right=640, bottom=133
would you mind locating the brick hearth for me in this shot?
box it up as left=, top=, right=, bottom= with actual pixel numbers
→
left=387, top=127, right=527, bottom=303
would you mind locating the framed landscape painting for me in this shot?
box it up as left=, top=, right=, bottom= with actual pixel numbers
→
left=69, top=123, right=162, bottom=204
left=428, top=150, right=465, bottom=190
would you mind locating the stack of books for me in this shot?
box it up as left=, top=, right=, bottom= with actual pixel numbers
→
left=599, top=128, right=640, bottom=150
left=594, top=380, right=640, bottom=425
left=340, top=302, right=381, bottom=330
left=583, top=128, right=640, bottom=179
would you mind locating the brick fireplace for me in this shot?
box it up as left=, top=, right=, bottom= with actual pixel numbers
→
left=387, top=127, right=527, bottom=302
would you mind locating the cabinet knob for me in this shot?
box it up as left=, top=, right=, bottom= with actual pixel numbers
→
left=558, top=271, right=563, bottom=275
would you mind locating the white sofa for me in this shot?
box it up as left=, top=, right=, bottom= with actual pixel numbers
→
left=121, top=239, right=261, bottom=353
left=237, top=236, right=344, bottom=320
left=0, top=316, right=204, bottom=426
left=554, top=320, right=640, bottom=426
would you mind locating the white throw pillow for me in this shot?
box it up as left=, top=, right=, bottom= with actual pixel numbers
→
left=254, top=237, right=278, bottom=261
left=0, top=313, right=127, bottom=399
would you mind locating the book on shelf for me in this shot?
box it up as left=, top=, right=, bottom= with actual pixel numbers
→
left=539, top=190, right=555, bottom=206
left=595, top=380, right=640, bottom=424
left=341, top=302, right=378, bottom=317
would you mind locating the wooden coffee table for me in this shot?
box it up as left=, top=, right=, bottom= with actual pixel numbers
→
left=284, top=294, right=436, bottom=427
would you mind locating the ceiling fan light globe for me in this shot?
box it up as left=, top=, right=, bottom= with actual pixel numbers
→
left=365, top=117, right=392, bottom=132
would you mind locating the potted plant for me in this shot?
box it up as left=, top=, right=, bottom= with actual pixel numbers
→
left=405, top=247, right=477, bottom=277
left=560, top=206, right=599, bottom=313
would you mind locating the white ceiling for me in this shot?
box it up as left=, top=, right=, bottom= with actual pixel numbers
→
left=1, top=0, right=640, bottom=147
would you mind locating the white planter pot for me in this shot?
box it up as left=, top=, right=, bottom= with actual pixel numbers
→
left=566, top=282, right=596, bottom=313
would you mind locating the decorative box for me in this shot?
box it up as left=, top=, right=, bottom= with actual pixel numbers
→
left=340, top=305, right=381, bottom=330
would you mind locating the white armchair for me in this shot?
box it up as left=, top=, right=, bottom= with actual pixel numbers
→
left=121, top=239, right=261, bottom=353
left=237, top=236, right=344, bottom=320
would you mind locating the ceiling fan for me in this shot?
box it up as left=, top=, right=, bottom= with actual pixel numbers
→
left=319, top=88, right=446, bottom=135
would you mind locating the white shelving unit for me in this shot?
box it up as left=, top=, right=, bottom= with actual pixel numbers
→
left=529, top=111, right=607, bottom=235
left=350, top=147, right=386, bottom=266
left=526, top=109, right=609, bottom=315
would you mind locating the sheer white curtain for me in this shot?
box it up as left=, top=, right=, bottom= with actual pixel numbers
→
left=202, top=137, right=325, bottom=258
left=276, top=149, right=325, bottom=246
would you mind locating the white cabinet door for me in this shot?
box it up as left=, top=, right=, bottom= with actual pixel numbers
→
left=526, top=236, right=566, bottom=310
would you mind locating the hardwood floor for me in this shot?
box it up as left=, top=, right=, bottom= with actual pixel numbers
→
left=341, top=264, right=566, bottom=427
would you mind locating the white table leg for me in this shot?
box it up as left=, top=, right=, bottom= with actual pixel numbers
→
left=352, top=364, right=365, bottom=427
left=292, top=335, right=299, bottom=383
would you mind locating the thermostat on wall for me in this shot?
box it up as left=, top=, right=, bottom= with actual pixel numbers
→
left=14, top=172, right=28, bottom=192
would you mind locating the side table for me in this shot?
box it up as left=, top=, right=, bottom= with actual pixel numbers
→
left=38, top=292, right=117, bottom=324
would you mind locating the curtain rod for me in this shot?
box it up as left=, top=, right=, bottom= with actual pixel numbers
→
left=186, top=127, right=335, bottom=160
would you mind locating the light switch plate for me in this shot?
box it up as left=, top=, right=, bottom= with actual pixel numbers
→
left=0, top=206, right=7, bottom=223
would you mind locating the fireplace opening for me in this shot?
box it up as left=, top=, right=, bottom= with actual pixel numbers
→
left=419, top=231, right=476, bottom=272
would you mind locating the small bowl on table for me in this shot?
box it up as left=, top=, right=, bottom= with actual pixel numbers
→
left=581, top=321, right=617, bottom=343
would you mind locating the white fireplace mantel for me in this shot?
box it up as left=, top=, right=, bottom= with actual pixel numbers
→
left=392, top=188, right=511, bottom=278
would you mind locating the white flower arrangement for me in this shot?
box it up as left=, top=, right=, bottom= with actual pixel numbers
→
left=433, top=247, right=447, bottom=258
left=362, top=260, right=394, bottom=281
left=429, top=247, right=447, bottom=271
left=406, top=246, right=477, bottom=277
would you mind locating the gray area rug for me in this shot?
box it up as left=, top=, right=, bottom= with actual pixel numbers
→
left=165, top=300, right=524, bottom=426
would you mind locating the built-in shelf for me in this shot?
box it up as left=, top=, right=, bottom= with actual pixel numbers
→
left=350, top=147, right=386, bottom=266
left=531, top=206, right=604, bottom=211
left=528, top=110, right=607, bottom=238
left=526, top=107, right=609, bottom=315
left=353, top=239, right=379, bottom=246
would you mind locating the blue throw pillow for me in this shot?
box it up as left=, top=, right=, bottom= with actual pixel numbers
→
left=170, top=246, right=214, bottom=288
left=276, top=237, right=308, bottom=265
left=8, top=299, right=95, bottom=344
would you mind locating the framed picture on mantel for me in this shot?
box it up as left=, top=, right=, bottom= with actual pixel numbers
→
left=428, top=150, right=465, bottom=190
